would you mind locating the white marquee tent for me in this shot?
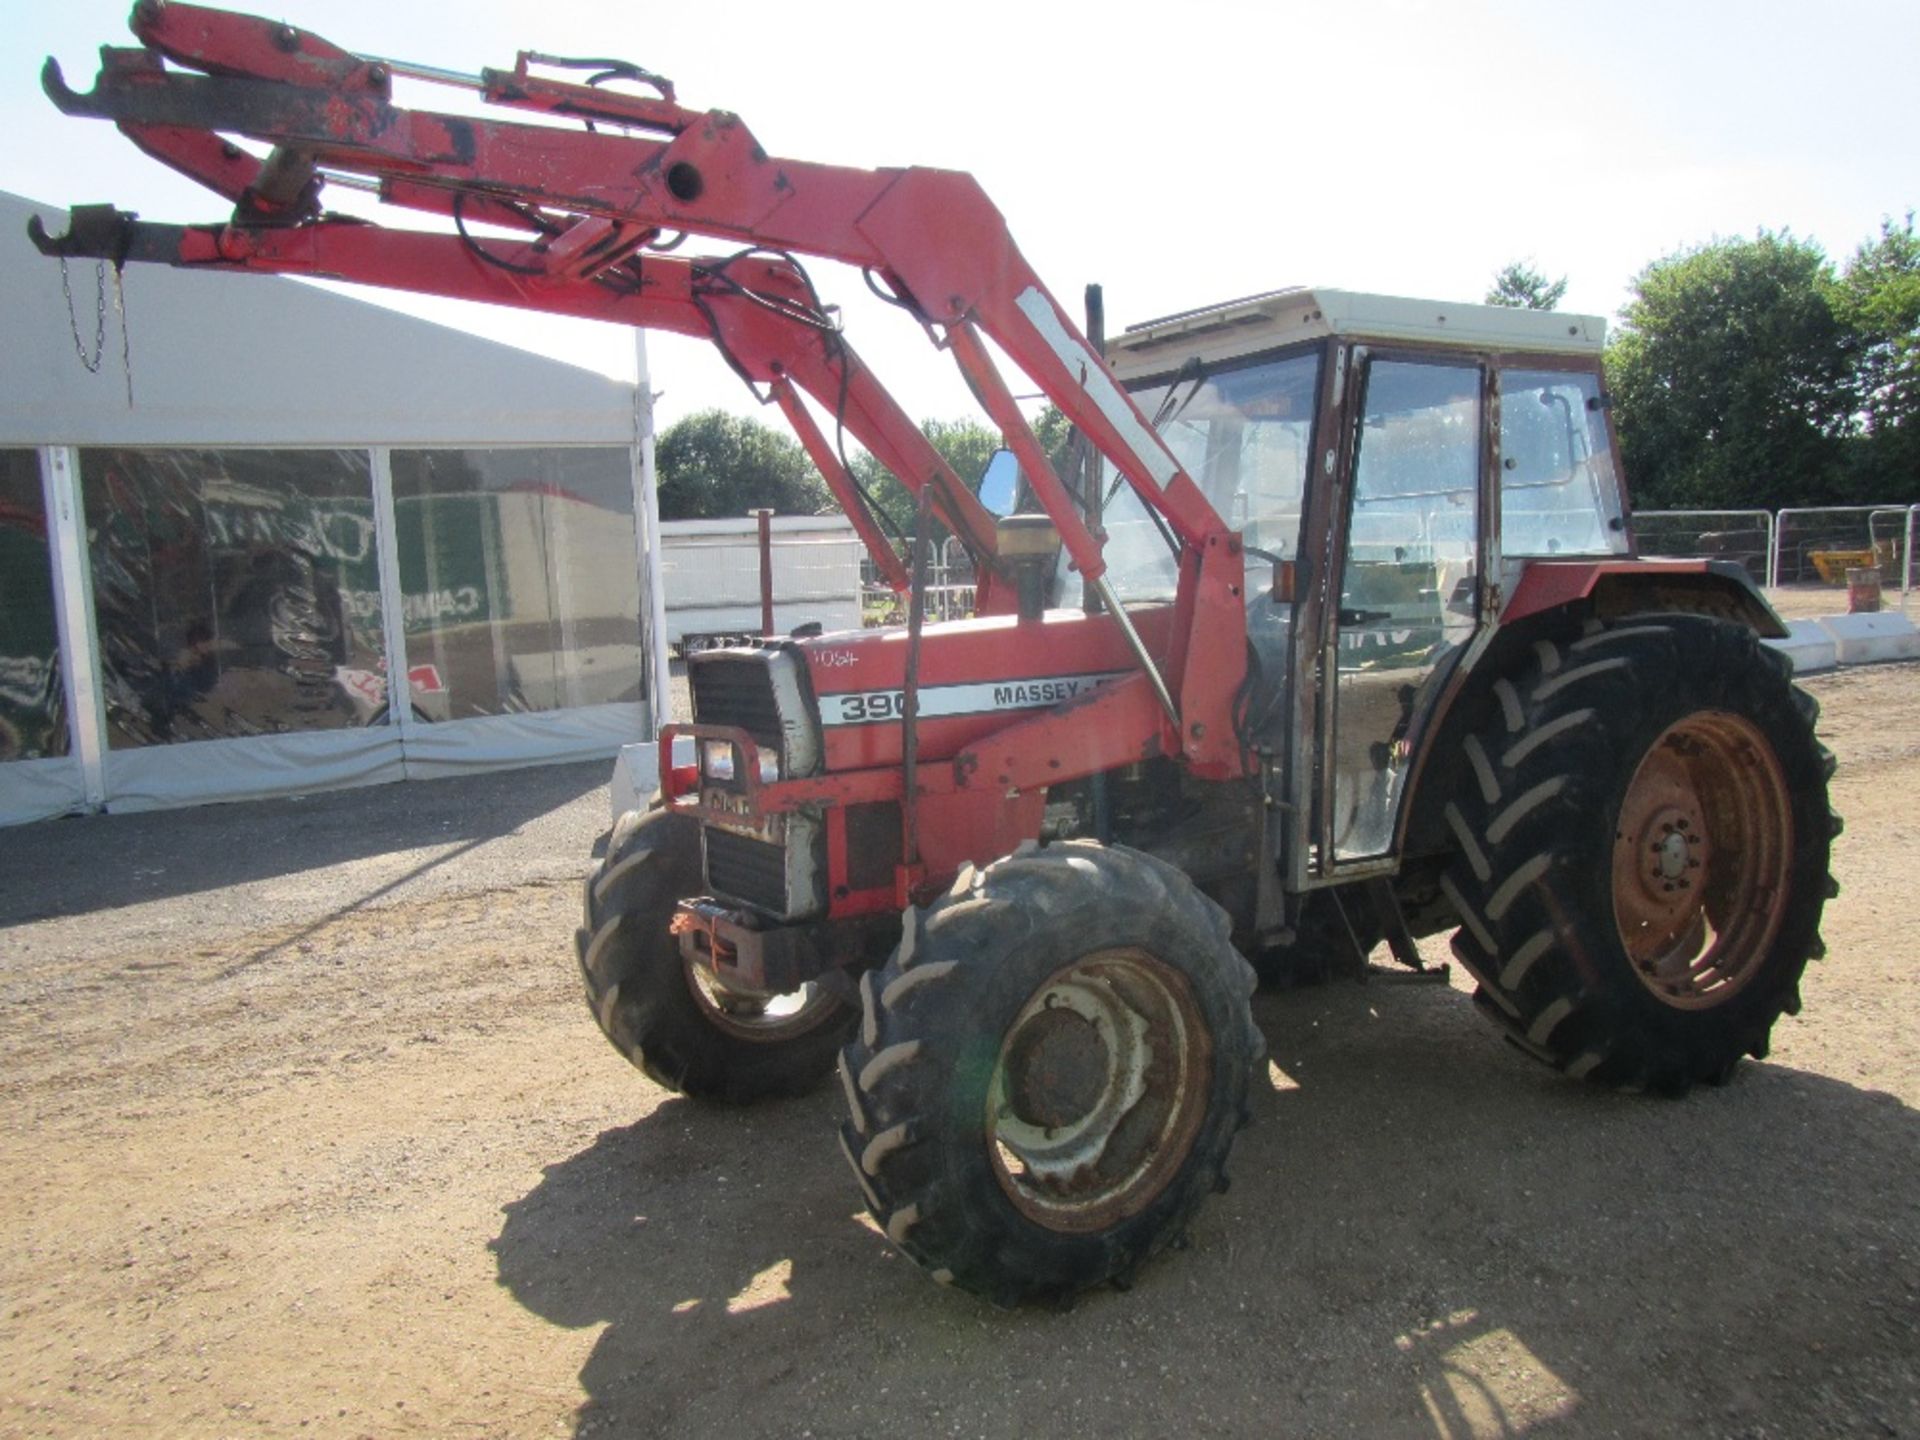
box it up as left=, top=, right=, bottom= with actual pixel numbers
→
left=0, top=191, right=670, bottom=826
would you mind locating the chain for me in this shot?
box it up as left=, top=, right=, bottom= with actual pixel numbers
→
left=57, top=255, right=135, bottom=406
left=59, top=257, right=108, bottom=374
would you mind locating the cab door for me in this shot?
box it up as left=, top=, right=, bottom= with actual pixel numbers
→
left=1321, top=353, right=1487, bottom=863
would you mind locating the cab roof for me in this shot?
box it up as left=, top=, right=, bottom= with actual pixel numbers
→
left=1105, top=287, right=1607, bottom=380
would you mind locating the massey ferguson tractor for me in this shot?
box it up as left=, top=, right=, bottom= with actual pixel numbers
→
left=38, top=2, right=1839, bottom=1306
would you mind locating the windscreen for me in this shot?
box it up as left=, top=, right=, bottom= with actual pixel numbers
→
left=1094, top=349, right=1323, bottom=602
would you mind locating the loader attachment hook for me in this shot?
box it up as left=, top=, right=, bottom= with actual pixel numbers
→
left=26, top=206, right=140, bottom=264
left=39, top=58, right=93, bottom=115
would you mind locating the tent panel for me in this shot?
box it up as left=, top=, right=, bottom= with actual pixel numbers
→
left=399, top=701, right=645, bottom=780
left=103, top=726, right=404, bottom=814
left=0, top=756, right=87, bottom=826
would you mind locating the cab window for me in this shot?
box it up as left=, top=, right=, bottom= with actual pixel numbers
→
left=1498, top=368, right=1627, bottom=556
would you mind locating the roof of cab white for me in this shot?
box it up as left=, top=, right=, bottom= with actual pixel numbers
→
left=1105, top=286, right=1606, bottom=378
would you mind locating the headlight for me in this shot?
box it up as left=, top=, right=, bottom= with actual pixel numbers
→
left=700, top=739, right=780, bottom=785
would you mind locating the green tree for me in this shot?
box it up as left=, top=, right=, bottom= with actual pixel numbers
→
left=852, top=415, right=1077, bottom=539
left=851, top=417, right=1000, bottom=538
left=922, top=418, right=1004, bottom=500
left=1606, top=233, right=1856, bottom=509
left=654, top=409, right=834, bottom=520
left=1033, top=404, right=1073, bottom=466
left=1832, top=212, right=1920, bottom=495
left=1485, top=260, right=1568, bottom=310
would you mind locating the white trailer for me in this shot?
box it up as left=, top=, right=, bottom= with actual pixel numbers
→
left=656, top=514, right=865, bottom=653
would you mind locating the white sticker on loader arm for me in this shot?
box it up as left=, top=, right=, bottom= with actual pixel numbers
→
left=817, top=670, right=1129, bottom=727
left=1014, top=287, right=1179, bottom=490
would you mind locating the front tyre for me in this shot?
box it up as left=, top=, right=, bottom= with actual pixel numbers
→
left=837, top=841, right=1263, bottom=1306
left=576, top=808, right=855, bottom=1103
left=1441, top=615, right=1839, bottom=1093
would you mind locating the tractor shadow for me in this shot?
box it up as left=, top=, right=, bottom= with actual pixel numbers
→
left=490, top=1087, right=915, bottom=1437
left=494, top=977, right=1920, bottom=1439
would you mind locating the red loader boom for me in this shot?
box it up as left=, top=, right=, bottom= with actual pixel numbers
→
left=33, top=0, right=1246, bottom=767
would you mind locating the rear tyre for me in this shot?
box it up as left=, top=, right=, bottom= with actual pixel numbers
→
left=1441, top=615, right=1838, bottom=1093
left=576, top=808, right=855, bottom=1103
left=837, top=841, right=1263, bottom=1305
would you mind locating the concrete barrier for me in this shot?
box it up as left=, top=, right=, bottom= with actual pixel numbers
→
left=1765, top=620, right=1839, bottom=675
left=609, top=734, right=697, bottom=823
left=1813, top=612, right=1920, bottom=666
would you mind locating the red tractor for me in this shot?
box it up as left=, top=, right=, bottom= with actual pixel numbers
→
left=39, top=3, right=1839, bottom=1306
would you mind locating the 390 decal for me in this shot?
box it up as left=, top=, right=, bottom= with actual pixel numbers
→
left=833, top=689, right=908, bottom=722
left=816, top=671, right=1129, bottom=728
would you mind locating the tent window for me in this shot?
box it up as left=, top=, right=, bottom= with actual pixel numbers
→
left=389, top=448, right=643, bottom=720
left=78, top=448, right=385, bottom=749
left=0, top=449, right=68, bottom=761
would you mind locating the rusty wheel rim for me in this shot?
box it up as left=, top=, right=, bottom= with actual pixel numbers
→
left=1610, top=711, right=1792, bottom=1010
left=985, top=949, right=1212, bottom=1234
left=683, top=962, right=841, bottom=1042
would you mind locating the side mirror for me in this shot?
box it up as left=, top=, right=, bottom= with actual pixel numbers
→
left=976, top=449, right=1020, bottom=517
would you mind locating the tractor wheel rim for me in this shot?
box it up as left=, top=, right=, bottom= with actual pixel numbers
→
left=683, top=961, right=839, bottom=1042
left=985, top=948, right=1212, bottom=1233
left=1610, top=710, right=1792, bottom=1010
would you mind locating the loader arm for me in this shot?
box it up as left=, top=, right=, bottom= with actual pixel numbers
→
left=35, top=0, right=1250, bottom=758
left=30, top=202, right=995, bottom=599
left=37, top=80, right=1001, bottom=599
left=38, top=3, right=1232, bottom=556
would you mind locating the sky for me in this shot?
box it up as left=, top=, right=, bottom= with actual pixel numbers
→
left=5, top=0, right=1916, bottom=440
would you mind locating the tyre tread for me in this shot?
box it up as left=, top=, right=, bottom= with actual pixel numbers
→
left=1443, top=614, right=1838, bottom=1092
left=837, top=840, right=1262, bottom=1305
left=575, top=808, right=856, bottom=1103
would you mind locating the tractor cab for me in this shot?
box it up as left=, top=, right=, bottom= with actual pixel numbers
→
left=1101, top=288, right=1628, bottom=866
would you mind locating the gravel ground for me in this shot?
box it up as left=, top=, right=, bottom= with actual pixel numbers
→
left=0, top=662, right=1916, bottom=1440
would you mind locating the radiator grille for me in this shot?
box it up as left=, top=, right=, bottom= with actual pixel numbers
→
left=704, top=828, right=789, bottom=913
left=688, top=655, right=782, bottom=749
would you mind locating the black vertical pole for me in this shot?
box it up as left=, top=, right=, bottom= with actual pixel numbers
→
left=901, top=482, right=934, bottom=872
left=753, top=507, right=775, bottom=637
left=1084, top=283, right=1112, bottom=844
